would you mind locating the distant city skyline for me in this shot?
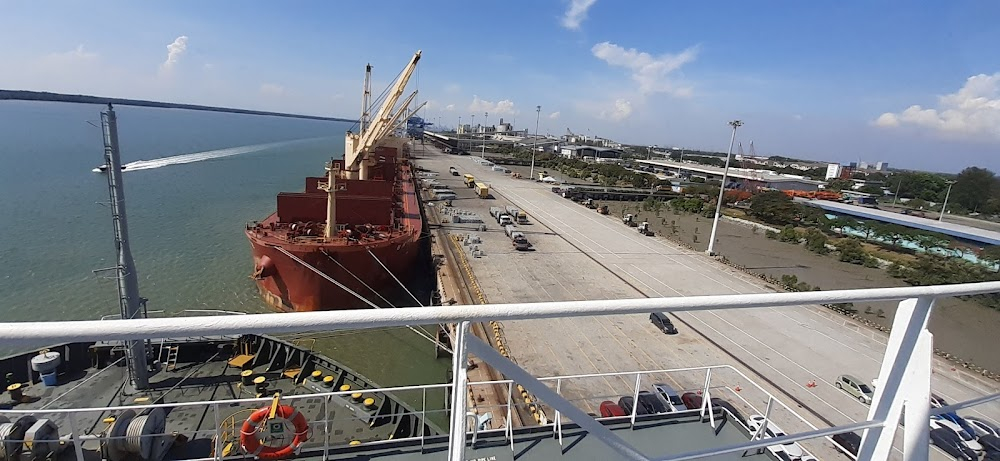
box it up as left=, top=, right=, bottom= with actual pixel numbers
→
left=1, top=1, right=998, bottom=173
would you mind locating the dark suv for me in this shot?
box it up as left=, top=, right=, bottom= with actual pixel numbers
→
left=650, top=312, right=678, bottom=334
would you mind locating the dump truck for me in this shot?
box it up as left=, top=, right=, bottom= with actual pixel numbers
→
left=475, top=182, right=490, bottom=199
left=638, top=222, right=654, bottom=236
left=464, top=174, right=476, bottom=188
left=597, top=205, right=609, bottom=215
left=623, top=213, right=637, bottom=227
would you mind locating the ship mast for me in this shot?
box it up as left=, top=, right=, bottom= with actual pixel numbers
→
left=360, top=64, right=371, bottom=134
left=100, top=104, right=149, bottom=390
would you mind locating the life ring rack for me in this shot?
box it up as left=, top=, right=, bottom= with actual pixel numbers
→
left=239, top=393, right=310, bottom=460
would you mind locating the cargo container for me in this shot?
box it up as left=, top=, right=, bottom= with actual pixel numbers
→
left=489, top=206, right=504, bottom=218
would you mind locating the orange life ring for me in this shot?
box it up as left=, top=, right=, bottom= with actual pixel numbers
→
left=240, top=405, right=309, bottom=460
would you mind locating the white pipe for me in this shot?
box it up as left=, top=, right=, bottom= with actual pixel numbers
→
left=4, top=282, right=1000, bottom=344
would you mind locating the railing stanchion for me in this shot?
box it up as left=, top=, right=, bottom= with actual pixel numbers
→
left=68, top=412, right=86, bottom=461
left=630, top=373, right=641, bottom=428
left=507, top=381, right=514, bottom=452
left=447, top=321, right=471, bottom=461
left=421, top=387, right=427, bottom=451
left=323, top=396, right=331, bottom=461
left=213, top=403, right=222, bottom=461
left=555, top=377, right=563, bottom=446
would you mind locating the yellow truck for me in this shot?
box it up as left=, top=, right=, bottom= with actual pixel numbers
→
left=474, top=182, right=490, bottom=199
left=463, top=174, right=476, bottom=188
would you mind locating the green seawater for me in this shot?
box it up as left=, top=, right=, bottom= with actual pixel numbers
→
left=0, top=101, right=449, bottom=411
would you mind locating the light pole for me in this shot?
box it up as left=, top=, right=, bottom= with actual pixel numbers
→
left=482, top=111, right=488, bottom=160
left=530, top=105, right=541, bottom=180
left=457, top=116, right=462, bottom=151
left=707, top=120, right=742, bottom=256
left=939, top=181, right=954, bottom=222
left=891, top=176, right=902, bottom=207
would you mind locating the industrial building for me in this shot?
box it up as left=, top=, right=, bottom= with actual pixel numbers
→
left=560, top=145, right=624, bottom=162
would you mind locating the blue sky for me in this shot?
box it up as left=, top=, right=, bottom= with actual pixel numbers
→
left=2, top=1, right=999, bottom=172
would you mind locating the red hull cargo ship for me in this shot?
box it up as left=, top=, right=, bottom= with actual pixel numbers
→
left=246, top=51, right=426, bottom=312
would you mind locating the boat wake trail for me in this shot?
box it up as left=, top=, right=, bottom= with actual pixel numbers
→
left=92, top=138, right=325, bottom=173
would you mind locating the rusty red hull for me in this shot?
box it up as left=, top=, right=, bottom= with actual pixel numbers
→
left=246, top=147, right=425, bottom=312
left=247, top=223, right=422, bottom=311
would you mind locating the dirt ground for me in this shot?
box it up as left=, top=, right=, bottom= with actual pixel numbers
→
left=598, top=200, right=1000, bottom=374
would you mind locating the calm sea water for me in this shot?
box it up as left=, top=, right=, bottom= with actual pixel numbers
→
left=0, top=101, right=449, bottom=393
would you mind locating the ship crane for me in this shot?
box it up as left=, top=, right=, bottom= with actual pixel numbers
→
left=344, top=50, right=422, bottom=181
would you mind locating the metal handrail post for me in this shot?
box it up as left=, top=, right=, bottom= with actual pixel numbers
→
left=213, top=403, right=222, bottom=460
left=447, top=321, right=471, bottom=461
left=630, top=373, right=641, bottom=428
left=68, top=412, right=86, bottom=461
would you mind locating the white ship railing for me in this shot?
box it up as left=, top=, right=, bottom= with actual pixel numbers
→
left=3, top=281, right=1000, bottom=461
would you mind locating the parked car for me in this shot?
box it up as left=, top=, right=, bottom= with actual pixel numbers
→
left=931, top=416, right=983, bottom=453
left=746, top=415, right=805, bottom=459
left=938, top=412, right=979, bottom=441
left=930, top=393, right=949, bottom=409
left=652, top=383, right=684, bottom=412
left=835, top=374, right=874, bottom=404
left=832, top=431, right=862, bottom=456
left=930, top=427, right=978, bottom=461
left=966, top=416, right=1000, bottom=438
left=649, top=312, right=678, bottom=334
left=599, top=401, right=626, bottom=418
left=618, top=396, right=648, bottom=416
left=637, top=391, right=668, bottom=414
left=681, top=392, right=703, bottom=410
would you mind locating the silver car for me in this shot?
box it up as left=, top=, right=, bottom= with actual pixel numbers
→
left=836, top=374, right=874, bottom=404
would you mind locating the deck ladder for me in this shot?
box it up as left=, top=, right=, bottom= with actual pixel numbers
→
left=165, top=345, right=180, bottom=371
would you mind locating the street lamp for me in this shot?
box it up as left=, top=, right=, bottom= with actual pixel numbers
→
left=707, top=120, right=743, bottom=256
left=939, top=181, right=955, bottom=222
left=482, top=111, right=489, bottom=159
left=530, top=105, right=541, bottom=180
left=458, top=116, right=462, bottom=150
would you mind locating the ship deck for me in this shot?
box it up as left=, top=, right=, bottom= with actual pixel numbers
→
left=1, top=336, right=440, bottom=460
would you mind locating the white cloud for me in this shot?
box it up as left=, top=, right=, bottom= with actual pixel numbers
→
left=591, top=41, right=697, bottom=96
left=468, top=95, right=518, bottom=115
left=600, top=99, right=633, bottom=121
left=874, top=72, right=1000, bottom=139
left=549, top=111, right=561, bottom=119
left=561, top=0, right=597, bottom=30
left=444, top=104, right=455, bottom=111
left=59, top=45, right=97, bottom=60
left=259, top=83, right=285, bottom=96
left=161, top=36, right=188, bottom=72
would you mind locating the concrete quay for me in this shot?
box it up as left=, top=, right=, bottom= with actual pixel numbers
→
left=412, top=142, right=1000, bottom=461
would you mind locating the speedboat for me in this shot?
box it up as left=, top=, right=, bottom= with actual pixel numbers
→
left=92, top=164, right=126, bottom=173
